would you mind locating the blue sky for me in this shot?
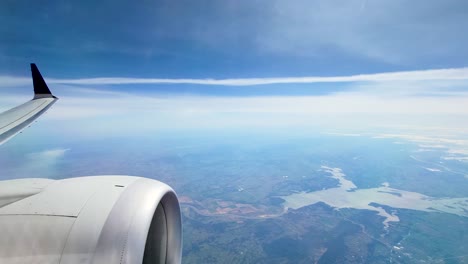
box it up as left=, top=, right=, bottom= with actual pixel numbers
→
left=1, top=0, right=468, bottom=138
left=2, top=0, right=468, bottom=78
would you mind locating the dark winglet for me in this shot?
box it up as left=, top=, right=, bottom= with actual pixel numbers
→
left=31, top=63, right=57, bottom=99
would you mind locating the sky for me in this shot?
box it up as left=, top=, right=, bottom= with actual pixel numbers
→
left=1, top=0, right=468, bottom=139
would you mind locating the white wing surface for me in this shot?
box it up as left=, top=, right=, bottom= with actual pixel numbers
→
left=0, top=63, right=58, bottom=145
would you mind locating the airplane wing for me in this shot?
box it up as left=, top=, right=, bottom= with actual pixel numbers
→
left=0, top=63, right=58, bottom=145
left=0, top=64, right=182, bottom=263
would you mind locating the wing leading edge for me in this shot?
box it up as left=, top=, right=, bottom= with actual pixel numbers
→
left=0, top=64, right=58, bottom=145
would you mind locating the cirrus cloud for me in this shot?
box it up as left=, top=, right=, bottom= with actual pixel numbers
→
left=1, top=67, right=468, bottom=87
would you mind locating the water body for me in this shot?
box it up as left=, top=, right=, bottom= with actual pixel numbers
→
left=281, top=166, right=468, bottom=228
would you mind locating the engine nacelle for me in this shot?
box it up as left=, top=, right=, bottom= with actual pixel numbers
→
left=0, top=176, right=182, bottom=264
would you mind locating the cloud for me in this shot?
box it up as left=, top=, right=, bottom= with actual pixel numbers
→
left=132, top=0, right=468, bottom=64
left=1, top=74, right=467, bottom=138
left=12, top=148, right=71, bottom=179
left=255, top=0, right=468, bottom=63
left=1, top=67, right=468, bottom=87
left=0, top=69, right=467, bottom=140
left=28, top=148, right=70, bottom=160
left=23, top=88, right=466, bottom=142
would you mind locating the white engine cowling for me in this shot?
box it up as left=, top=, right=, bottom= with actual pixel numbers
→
left=0, top=176, right=182, bottom=264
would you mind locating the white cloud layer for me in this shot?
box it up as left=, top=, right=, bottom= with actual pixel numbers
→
left=28, top=148, right=70, bottom=160
left=1, top=68, right=467, bottom=140
left=1, top=67, right=468, bottom=87
left=17, top=88, right=464, bottom=141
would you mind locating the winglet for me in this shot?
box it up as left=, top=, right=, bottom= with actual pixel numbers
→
left=31, top=63, right=57, bottom=99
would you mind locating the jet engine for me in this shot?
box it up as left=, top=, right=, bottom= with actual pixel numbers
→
left=0, top=176, right=182, bottom=264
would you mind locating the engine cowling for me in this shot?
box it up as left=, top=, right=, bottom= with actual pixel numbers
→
left=0, top=176, right=182, bottom=264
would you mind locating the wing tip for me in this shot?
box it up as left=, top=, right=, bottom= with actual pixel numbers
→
left=31, top=63, right=57, bottom=99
